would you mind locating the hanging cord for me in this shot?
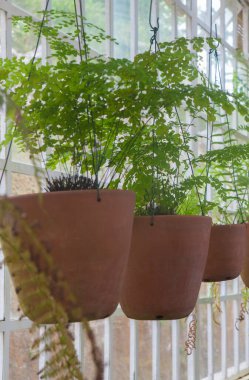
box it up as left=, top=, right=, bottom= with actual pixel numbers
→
left=148, top=0, right=159, bottom=225
left=0, top=0, right=51, bottom=189
left=203, top=23, right=220, bottom=209
left=150, top=129, right=156, bottom=226
left=148, top=0, right=205, bottom=218
left=74, top=0, right=101, bottom=201
left=73, top=0, right=90, bottom=180
left=175, top=109, right=205, bottom=216
left=149, top=0, right=160, bottom=53
left=208, top=26, right=245, bottom=223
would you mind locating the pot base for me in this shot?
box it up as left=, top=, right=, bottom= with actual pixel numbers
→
left=203, top=224, right=246, bottom=283
left=1, top=190, right=135, bottom=323
left=121, top=215, right=212, bottom=320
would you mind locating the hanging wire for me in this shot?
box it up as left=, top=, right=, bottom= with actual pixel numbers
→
left=0, top=0, right=51, bottom=189
left=203, top=0, right=213, bottom=206
left=207, top=22, right=245, bottom=223
left=149, top=0, right=160, bottom=53
left=73, top=0, right=101, bottom=201
left=148, top=0, right=205, bottom=218
left=148, top=0, right=159, bottom=225
left=175, top=109, right=205, bottom=216
left=204, top=19, right=219, bottom=207
left=150, top=129, right=156, bottom=226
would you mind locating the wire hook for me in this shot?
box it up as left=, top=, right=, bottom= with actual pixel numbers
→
left=149, top=0, right=160, bottom=52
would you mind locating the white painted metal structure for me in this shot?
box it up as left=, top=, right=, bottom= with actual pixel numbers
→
left=0, top=0, right=248, bottom=379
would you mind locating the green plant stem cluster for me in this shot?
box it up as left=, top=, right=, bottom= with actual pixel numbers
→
left=0, top=12, right=248, bottom=218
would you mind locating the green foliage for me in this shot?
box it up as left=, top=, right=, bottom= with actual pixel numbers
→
left=0, top=11, right=244, bottom=215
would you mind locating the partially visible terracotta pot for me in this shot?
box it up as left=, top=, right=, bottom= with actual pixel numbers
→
left=1, top=190, right=135, bottom=323
left=120, top=215, right=212, bottom=320
left=203, top=224, right=246, bottom=282
left=240, top=223, right=249, bottom=287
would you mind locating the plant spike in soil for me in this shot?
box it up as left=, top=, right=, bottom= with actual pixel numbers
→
left=45, top=174, right=97, bottom=192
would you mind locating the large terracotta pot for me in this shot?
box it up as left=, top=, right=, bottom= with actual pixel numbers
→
left=1, top=190, right=135, bottom=323
left=240, top=223, right=249, bottom=287
left=203, top=224, right=247, bottom=282
left=120, top=215, right=212, bottom=320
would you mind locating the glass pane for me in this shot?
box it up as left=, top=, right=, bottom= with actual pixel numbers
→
left=179, top=319, right=187, bottom=377
left=159, top=0, right=174, bottom=42
left=0, top=252, right=3, bottom=321
left=83, top=320, right=104, bottom=377
left=239, top=310, right=246, bottom=363
left=199, top=282, right=209, bottom=298
left=212, top=0, right=221, bottom=37
left=0, top=11, right=2, bottom=59
left=10, top=275, right=23, bottom=320
left=224, top=48, right=234, bottom=92
left=51, top=0, right=75, bottom=13
left=49, top=0, right=76, bottom=36
left=227, top=301, right=234, bottom=368
left=85, top=0, right=105, bottom=54
left=12, top=144, right=32, bottom=165
left=0, top=333, right=3, bottom=380
left=160, top=321, right=171, bottom=379
left=197, top=0, right=210, bottom=26
left=213, top=313, right=221, bottom=373
left=114, top=0, right=130, bottom=58
left=112, top=316, right=129, bottom=379
left=138, top=0, right=152, bottom=53
left=12, top=0, right=42, bottom=13
left=138, top=321, right=152, bottom=378
left=11, top=173, right=40, bottom=195
left=176, top=7, right=189, bottom=38
left=199, top=305, right=208, bottom=378
left=225, top=4, right=235, bottom=47
left=12, top=20, right=42, bottom=58
left=237, top=10, right=243, bottom=51
left=0, top=106, right=6, bottom=153
left=197, top=25, right=209, bottom=74
left=180, top=0, right=191, bottom=8
left=9, top=329, right=39, bottom=380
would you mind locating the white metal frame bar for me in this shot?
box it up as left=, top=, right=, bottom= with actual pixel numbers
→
left=0, top=1, right=248, bottom=380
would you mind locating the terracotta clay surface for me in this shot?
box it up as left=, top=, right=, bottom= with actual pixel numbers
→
left=240, top=223, right=249, bottom=287
left=120, top=215, right=212, bottom=320
left=203, top=224, right=246, bottom=282
left=4, top=190, right=135, bottom=322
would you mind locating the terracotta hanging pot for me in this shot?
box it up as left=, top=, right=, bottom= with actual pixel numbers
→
left=240, top=223, right=249, bottom=287
left=0, top=189, right=135, bottom=323
left=203, top=224, right=247, bottom=282
left=120, top=215, right=212, bottom=320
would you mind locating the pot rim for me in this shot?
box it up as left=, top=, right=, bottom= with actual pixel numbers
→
left=1, top=188, right=135, bottom=201
left=134, top=215, right=212, bottom=220
left=211, top=223, right=246, bottom=229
